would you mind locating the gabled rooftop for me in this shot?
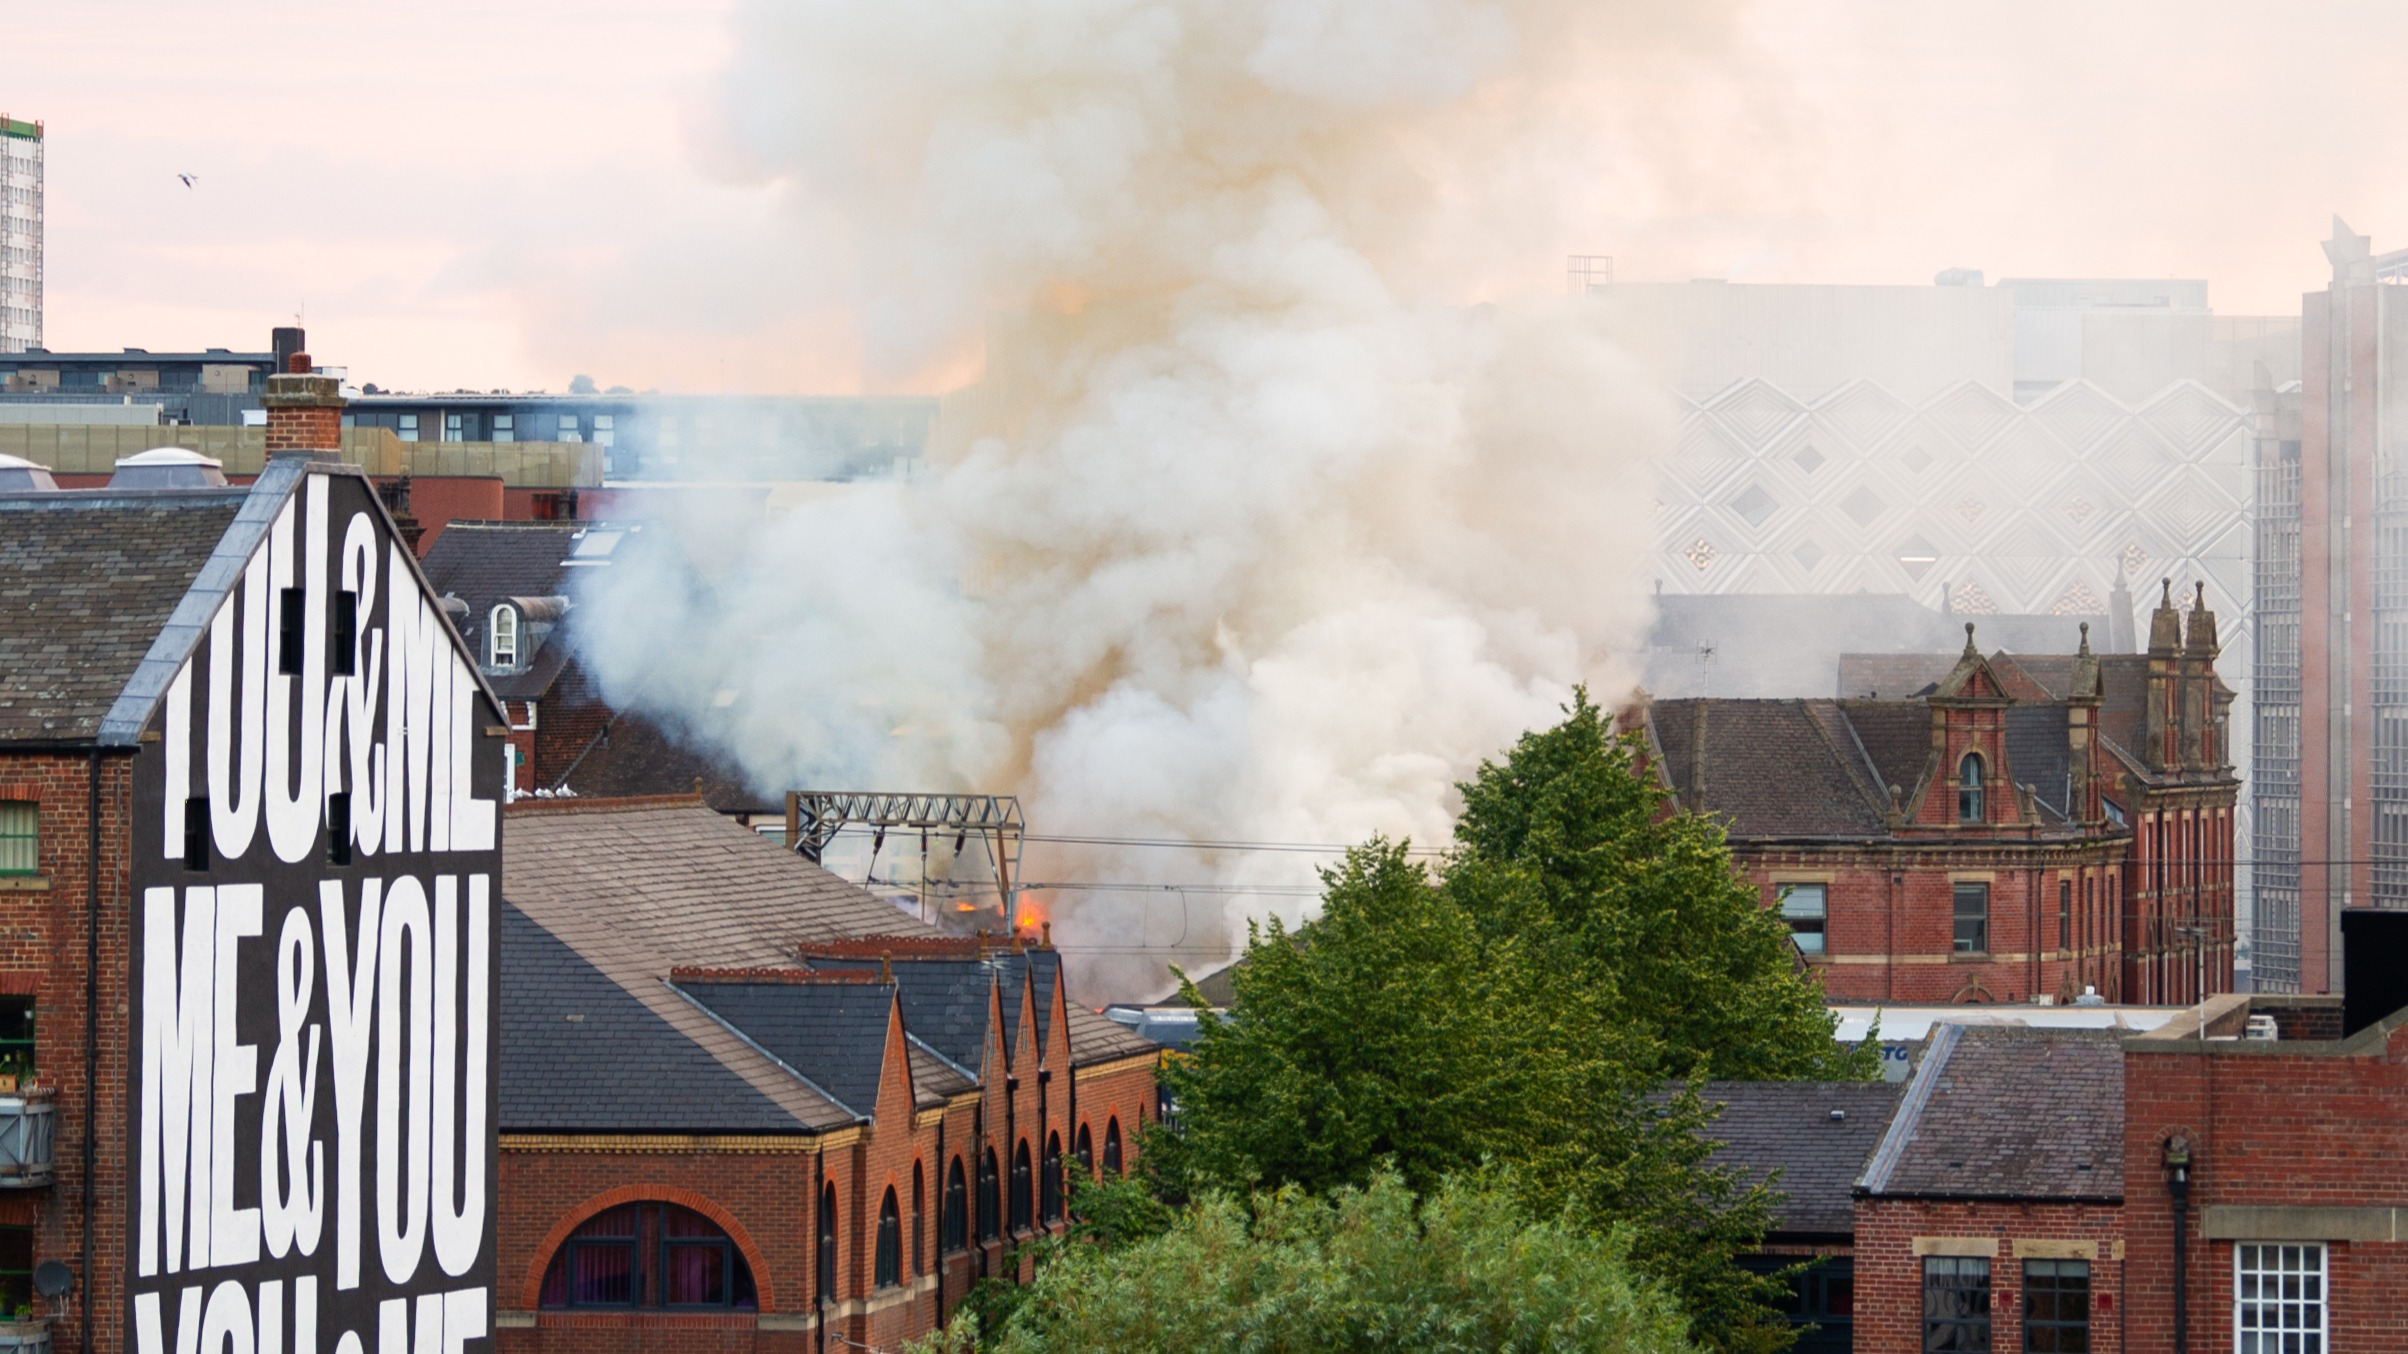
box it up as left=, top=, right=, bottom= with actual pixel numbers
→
left=1858, top=1025, right=2124, bottom=1203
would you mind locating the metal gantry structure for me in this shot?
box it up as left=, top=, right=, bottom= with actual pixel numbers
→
left=783, top=791, right=1025, bottom=915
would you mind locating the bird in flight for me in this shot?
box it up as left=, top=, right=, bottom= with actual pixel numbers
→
left=177, top=173, right=198, bottom=189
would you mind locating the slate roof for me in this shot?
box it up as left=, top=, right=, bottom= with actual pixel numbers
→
left=0, top=490, right=244, bottom=743
left=809, top=947, right=1157, bottom=1071
left=1650, top=699, right=1889, bottom=837
left=500, top=796, right=1158, bottom=1138
left=416, top=520, right=622, bottom=700
left=2005, top=705, right=2073, bottom=820
left=676, top=978, right=897, bottom=1117
left=1693, top=1081, right=1907, bottom=1237
left=1858, top=1025, right=2124, bottom=1202
left=498, top=903, right=807, bottom=1132
left=551, top=707, right=778, bottom=813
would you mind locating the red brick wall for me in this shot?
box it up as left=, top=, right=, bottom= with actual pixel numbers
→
left=1853, top=1197, right=2124, bottom=1354
left=2124, top=1027, right=2408, bottom=1352
left=1736, top=845, right=2126, bottom=1005
left=0, top=750, right=136, bottom=1354
left=495, top=989, right=1155, bottom=1354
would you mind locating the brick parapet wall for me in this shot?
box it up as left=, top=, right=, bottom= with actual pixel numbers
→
left=1853, top=1197, right=2124, bottom=1354
left=2123, top=1034, right=2408, bottom=1352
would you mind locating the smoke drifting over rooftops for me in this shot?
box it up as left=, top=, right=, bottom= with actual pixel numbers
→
left=567, top=0, right=1741, bottom=995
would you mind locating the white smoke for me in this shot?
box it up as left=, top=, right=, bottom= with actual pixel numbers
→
left=574, top=0, right=1713, bottom=996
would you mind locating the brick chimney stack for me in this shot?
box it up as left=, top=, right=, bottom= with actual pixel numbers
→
left=262, top=351, right=345, bottom=454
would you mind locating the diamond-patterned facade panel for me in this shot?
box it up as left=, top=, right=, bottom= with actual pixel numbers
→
left=1706, top=378, right=1809, bottom=449
left=1927, top=381, right=2024, bottom=453
left=2050, top=580, right=2106, bottom=616
left=1951, top=580, right=2000, bottom=615
left=2032, top=380, right=2130, bottom=455
left=1731, top=483, right=1779, bottom=527
left=1841, top=485, right=1888, bottom=528
left=2140, top=381, right=2247, bottom=460
left=1813, top=380, right=1915, bottom=452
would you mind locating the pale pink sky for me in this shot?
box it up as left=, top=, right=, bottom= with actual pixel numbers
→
left=6, top=0, right=2407, bottom=394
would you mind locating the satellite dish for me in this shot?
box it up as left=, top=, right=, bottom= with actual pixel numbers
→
left=32, top=1262, right=71, bottom=1299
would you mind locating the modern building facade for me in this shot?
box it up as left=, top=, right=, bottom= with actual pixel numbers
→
left=0, top=116, right=38, bottom=354
left=2251, top=219, right=2408, bottom=995
left=0, top=327, right=302, bottom=424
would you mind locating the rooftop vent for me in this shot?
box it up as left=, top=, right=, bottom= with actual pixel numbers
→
left=109, top=446, right=227, bottom=490
left=0, top=453, right=59, bottom=493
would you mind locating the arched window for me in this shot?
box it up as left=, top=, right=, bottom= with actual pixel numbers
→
left=1041, top=1132, right=1064, bottom=1224
left=943, top=1157, right=968, bottom=1252
left=538, top=1203, right=757, bottom=1310
left=911, top=1162, right=925, bottom=1276
left=1010, top=1140, right=1033, bottom=1233
left=1103, top=1118, right=1123, bottom=1177
left=977, top=1149, right=1001, bottom=1242
left=817, top=1183, right=838, bottom=1304
left=488, top=604, right=519, bottom=670
left=874, top=1188, right=902, bottom=1290
left=1075, top=1123, right=1094, bottom=1176
left=1957, top=752, right=1984, bottom=822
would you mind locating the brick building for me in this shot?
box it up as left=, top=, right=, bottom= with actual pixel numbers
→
left=1849, top=1026, right=2127, bottom=1353
left=2121, top=986, right=2408, bottom=1353
left=496, top=796, right=1158, bottom=1354
left=0, top=368, right=506, bottom=1354
left=1634, top=579, right=2236, bottom=1005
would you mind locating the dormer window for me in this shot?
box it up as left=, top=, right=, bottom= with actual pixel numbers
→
left=1957, top=753, right=1984, bottom=822
left=489, top=604, right=519, bottom=670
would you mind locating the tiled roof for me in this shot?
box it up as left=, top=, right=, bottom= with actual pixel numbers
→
left=2005, top=705, right=2073, bottom=822
left=1858, top=1025, right=2124, bottom=1202
left=497, top=903, right=808, bottom=1132
left=1693, top=1080, right=1907, bottom=1237
left=416, top=520, right=609, bottom=701
left=502, top=796, right=927, bottom=964
left=0, top=490, right=242, bottom=743
left=676, top=978, right=897, bottom=1117
left=1832, top=700, right=1933, bottom=805
left=809, top=949, right=1160, bottom=1071
left=1651, top=699, right=1890, bottom=837
left=551, top=708, right=778, bottom=813
left=500, top=796, right=1156, bottom=1135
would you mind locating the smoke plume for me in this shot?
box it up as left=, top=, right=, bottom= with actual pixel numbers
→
left=574, top=0, right=1733, bottom=996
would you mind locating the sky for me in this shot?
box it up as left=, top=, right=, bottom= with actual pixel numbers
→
left=7, top=0, right=2408, bottom=395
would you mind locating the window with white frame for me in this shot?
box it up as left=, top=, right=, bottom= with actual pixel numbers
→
left=444, top=412, right=464, bottom=442
left=1777, top=883, right=1827, bottom=954
left=2235, top=1243, right=2325, bottom=1353
left=489, top=604, right=519, bottom=670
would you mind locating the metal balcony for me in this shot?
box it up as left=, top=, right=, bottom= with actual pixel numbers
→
left=0, top=1093, right=56, bottom=1188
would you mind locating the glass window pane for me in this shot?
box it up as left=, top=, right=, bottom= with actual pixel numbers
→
left=664, top=1243, right=725, bottom=1304
left=0, top=802, right=36, bottom=875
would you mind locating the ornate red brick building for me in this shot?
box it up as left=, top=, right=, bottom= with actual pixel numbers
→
left=1631, top=581, right=2237, bottom=1005
left=496, top=796, right=1158, bottom=1354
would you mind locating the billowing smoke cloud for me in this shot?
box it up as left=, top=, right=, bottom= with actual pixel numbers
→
left=574, top=0, right=1724, bottom=995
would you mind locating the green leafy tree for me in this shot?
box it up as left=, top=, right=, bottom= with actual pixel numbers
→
left=1150, top=692, right=1871, bottom=1352
left=912, top=1171, right=1698, bottom=1354
left=1445, top=690, right=1871, bottom=1083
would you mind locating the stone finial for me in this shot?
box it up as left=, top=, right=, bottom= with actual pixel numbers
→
left=1962, top=621, right=1979, bottom=656
left=2078, top=621, right=2092, bottom=657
